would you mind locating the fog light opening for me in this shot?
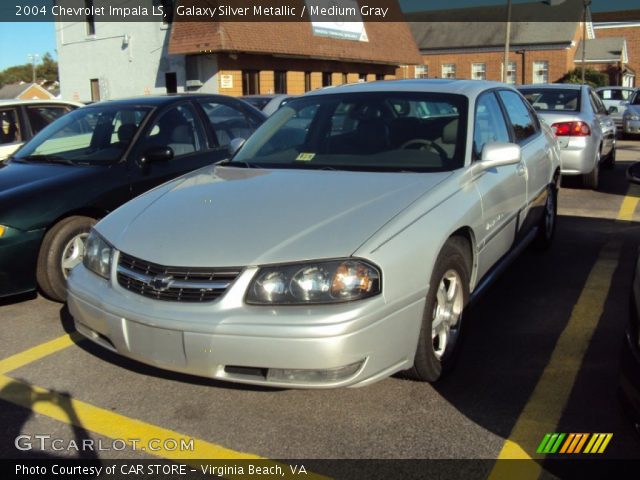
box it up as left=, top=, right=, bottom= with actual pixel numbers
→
left=266, top=360, right=365, bottom=384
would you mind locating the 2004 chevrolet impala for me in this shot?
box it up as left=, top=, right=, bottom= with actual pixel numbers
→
left=67, top=80, right=561, bottom=388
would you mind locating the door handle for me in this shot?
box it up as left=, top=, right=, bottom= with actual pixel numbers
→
left=516, top=163, right=526, bottom=176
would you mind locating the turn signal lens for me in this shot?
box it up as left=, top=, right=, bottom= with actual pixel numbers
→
left=0, top=225, right=5, bottom=238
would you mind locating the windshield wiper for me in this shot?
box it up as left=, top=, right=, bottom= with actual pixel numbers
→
left=20, top=155, right=76, bottom=166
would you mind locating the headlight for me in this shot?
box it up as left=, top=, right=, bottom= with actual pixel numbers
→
left=625, top=113, right=640, bottom=121
left=82, top=230, right=113, bottom=279
left=0, top=225, right=6, bottom=238
left=247, top=259, right=381, bottom=305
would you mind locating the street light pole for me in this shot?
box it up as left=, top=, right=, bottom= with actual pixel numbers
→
left=503, top=0, right=512, bottom=83
left=581, top=0, right=592, bottom=85
left=27, top=53, right=39, bottom=84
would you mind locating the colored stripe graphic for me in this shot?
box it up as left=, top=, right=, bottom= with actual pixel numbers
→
left=539, top=433, right=613, bottom=454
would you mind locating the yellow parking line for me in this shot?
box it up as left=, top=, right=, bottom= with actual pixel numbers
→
left=0, top=374, right=329, bottom=478
left=0, top=333, right=82, bottom=375
left=488, top=187, right=635, bottom=479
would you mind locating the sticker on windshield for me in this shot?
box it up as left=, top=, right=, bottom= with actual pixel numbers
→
left=296, top=153, right=315, bottom=162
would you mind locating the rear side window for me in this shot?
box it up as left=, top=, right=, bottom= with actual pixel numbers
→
left=27, top=106, right=72, bottom=134
left=498, top=90, right=538, bottom=144
left=198, top=100, right=255, bottom=148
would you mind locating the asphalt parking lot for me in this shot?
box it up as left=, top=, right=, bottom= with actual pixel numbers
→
left=2, top=141, right=640, bottom=476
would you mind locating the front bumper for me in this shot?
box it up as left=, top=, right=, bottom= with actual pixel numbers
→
left=623, top=119, right=640, bottom=135
left=0, top=227, right=44, bottom=298
left=556, top=137, right=597, bottom=176
left=67, top=264, right=425, bottom=389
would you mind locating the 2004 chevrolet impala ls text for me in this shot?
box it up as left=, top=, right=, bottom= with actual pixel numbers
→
left=67, top=80, right=561, bottom=388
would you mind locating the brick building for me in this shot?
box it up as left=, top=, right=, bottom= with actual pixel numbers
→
left=592, top=22, right=640, bottom=87
left=168, top=18, right=420, bottom=96
left=403, top=0, right=637, bottom=87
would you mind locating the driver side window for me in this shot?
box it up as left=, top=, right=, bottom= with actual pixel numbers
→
left=141, top=104, right=203, bottom=159
left=474, top=92, right=510, bottom=160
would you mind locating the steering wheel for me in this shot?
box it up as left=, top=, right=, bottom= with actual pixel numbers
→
left=400, top=139, right=448, bottom=159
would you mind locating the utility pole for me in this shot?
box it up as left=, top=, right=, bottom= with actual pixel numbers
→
left=503, top=0, right=512, bottom=83
left=581, top=0, right=591, bottom=84
left=27, top=53, right=39, bottom=84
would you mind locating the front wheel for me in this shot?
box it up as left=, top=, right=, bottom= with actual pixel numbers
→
left=405, top=237, right=470, bottom=382
left=36, top=216, right=96, bottom=302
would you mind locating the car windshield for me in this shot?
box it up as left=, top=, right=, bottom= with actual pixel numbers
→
left=14, top=104, right=151, bottom=165
left=631, top=92, right=640, bottom=105
left=520, top=89, right=580, bottom=112
left=231, top=92, right=468, bottom=172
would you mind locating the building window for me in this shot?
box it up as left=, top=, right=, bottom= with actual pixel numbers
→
left=90, top=79, right=100, bottom=102
left=242, top=70, right=259, bottom=95
left=85, top=0, right=96, bottom=35
left=274, top=71, right=287, bottom=94
left=471, top=63, right=486, bottom=80
left=375, top=73, right=384, bottom=81
left=415, top=65, right=428, bottom=79
left=503, top=61, right=517, bottom=84
left=304, top=72, right=312, bottom=92
left=322, top=72, right=331, bottom=87
left=442, top=64, right=456, bottom=79
left=533, top=61, right=549, bottom=84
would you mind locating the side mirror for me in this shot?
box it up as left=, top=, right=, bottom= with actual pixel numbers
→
left=476, top=142, right=521, bottom=171
left=140, top=146, right=174, bottom=166
left=627, top=162, right=640, bottom=185
left=228, top=137, right=245, bottom=157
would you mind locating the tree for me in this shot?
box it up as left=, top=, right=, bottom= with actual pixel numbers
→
left=558, top=68, right=608, bottom=88
left=0, top=52, right=58, bottom=88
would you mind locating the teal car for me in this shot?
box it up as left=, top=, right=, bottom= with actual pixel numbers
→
left=0, top=94, right=265, bottom=301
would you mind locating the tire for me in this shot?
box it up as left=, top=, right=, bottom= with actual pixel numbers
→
left=533, top=184, right=557, bottom=250
left=36, top=216, right=96, bottom=302
left=582, top=150, right=600, bottom=190
left=404, top=236, right=471, bottom=382
left=602, top=143, right=616, bottom=170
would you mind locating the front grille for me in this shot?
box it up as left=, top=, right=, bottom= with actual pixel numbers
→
left=117, top=252, right=242, bottom=303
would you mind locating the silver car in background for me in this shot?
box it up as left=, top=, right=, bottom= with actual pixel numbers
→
left=596, top=86, right=636, bottom=133
left=68, top=80, right=560, bottom=389
left=519, top=84, right=616, bottom=190
left=623, top=90, right=640, bottom=138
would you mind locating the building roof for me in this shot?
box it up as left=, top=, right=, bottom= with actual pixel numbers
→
left=0, top=82, right=55, bottom=100
left=169, top=1, right=421, bottom=65
left=409, top=21, right=580, bottom=52
left=574, top=37, right=627, bottom=63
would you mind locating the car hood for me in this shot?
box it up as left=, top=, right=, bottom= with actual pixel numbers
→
left=98, top=165, right=451, bottom=267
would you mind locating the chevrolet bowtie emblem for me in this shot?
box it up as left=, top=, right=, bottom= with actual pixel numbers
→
left=148, top=274, right=174, bottom=292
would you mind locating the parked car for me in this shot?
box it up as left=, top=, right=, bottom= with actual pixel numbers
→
left=0, top=94, right=266, bottom=301
left=622, top=90, right=640, bottom=139
left=241, top=94, right=296, bottom=116
left=519, top=84, right=616, bottom=189
left=0, top=99, right=81, bottom=161
left=68, top=80, right=560, bottom=388
left=620, top=162, right=640, bottom=434
left=596, top=86, right=636, bottom=133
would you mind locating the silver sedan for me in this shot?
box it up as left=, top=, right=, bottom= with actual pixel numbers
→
left=67, top=80, right=560, bottom=388
left=519, top=84, right=616, bottom=190
left=623, top=90, right=640, bottom=138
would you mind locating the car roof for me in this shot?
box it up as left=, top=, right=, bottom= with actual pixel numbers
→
left=0, top=99, right=83, bottom=107
left=81, top=93, right=246, bottom=108
left=518, top=83, right=583, bottom=90
left=304, top=79, right=511, bottom=98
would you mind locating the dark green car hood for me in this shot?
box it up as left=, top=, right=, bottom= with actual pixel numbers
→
left=0, top=160, right=110, bottom=231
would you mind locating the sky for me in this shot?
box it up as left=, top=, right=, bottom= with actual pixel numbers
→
left=0, top=0, right=638, bottom=71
